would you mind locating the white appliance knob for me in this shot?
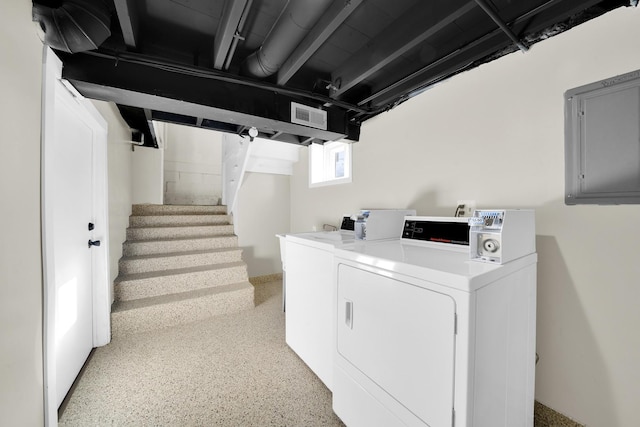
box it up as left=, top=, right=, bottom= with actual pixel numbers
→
left=483, top=239, right=500, bottom=253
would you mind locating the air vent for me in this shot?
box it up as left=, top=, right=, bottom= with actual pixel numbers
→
left=291, top=102, right=327, bottom=130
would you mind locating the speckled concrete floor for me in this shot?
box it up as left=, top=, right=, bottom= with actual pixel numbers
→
left=59, top=280, right=344, bottom=427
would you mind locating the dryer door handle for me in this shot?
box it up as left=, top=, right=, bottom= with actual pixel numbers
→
left=345, top=300, right=353, bottom=329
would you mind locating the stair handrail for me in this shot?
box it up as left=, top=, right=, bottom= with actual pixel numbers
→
left=221, top=133, right=253, bottom=218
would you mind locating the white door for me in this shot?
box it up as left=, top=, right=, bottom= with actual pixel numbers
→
left=42, top=48, right=111, bottom=425
left=336, top=264, right=456, bottom=427
left=51, top=78, right=95, bottom=407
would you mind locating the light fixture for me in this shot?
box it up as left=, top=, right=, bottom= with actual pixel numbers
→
left=248, top=126, right=258, bottom=142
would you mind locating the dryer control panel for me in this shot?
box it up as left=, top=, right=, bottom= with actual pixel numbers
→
left=402, top=216, right=469, bottom=246
left=469, top=209, right=535, bottom=264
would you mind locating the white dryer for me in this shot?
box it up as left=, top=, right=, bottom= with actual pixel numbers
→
left=332, top=213, right=537, bottom=427
left=281, top=209, right=415, bottom=390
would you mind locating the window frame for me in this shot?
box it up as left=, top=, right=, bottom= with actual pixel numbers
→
left=309, top=140, right=352, bottom=188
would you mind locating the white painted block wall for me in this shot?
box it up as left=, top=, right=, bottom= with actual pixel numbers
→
left=163, top=125, right=222, bottom=205
left=132, top=145, right=164, bottom=205
left=0, top=1, right=45, bottom=424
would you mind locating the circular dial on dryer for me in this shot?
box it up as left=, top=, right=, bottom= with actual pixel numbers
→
left=483, top=239, right=500, bottom=253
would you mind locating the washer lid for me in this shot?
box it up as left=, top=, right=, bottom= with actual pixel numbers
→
left=334, top=240, right=537, bottom=292
left=286, top=230, right=356, bottom=250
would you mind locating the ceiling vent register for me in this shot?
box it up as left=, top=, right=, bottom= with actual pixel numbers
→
left=291, top=102, right=327, bottom=130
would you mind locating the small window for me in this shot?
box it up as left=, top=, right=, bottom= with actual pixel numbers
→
left=309, top=140, right=352, bottom=187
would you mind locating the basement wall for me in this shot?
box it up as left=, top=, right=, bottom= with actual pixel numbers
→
left=0, top=0, right=45, bottom=425
left=290, top=6, right=640, bottom=427
left=91, top=101, right=134, bottom=300
left=164, top=124, right=222, bottom=205
left=236, top=172, right=290, bottom=277
left=132, top=145, right=163, bottom=204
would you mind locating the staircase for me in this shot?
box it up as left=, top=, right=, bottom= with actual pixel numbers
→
left=111, top=204, right=254, bottom=338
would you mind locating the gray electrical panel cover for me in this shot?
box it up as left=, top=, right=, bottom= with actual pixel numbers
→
left=565, top=69, right=640, bottom=205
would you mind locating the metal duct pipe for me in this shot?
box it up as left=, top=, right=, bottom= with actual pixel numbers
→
left=32, top=0, right=111, bottom=53
left=244, top=0, right=332, bottom=78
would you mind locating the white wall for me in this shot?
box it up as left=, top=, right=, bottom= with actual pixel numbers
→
left=0, top=0, right=45, bottom=425
left=132, top=145, right=164, bottom=204
left=164, top=125, right=222, bottom=205
left=236, top=172, right=290, bottom=277
left=290, top=7, right=640, bottom=427
left=91, top=101, right=133, bottom=298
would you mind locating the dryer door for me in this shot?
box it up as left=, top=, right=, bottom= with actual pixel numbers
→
left=337, top=264, right=456, bottom=427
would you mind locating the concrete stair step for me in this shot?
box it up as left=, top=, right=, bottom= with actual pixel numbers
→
left=123, top=235, right=238, bottom=257
left=113, top=203, right=252, bottom=339
left=115, top=261, right=249, bottom=301
left=132, top=204, right=227, bottom=216
left=126, top=224, right=234, bottom=240
left=129, top=214, right=231, bottom=227
left=118, top=248, right=243, bottom=275
left=110, top=281, right=255, bottom=338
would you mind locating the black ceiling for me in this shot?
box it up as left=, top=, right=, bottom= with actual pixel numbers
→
left=33, top=0, right=634, bottom=147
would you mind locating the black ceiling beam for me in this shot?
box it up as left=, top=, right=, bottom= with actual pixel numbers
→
left=330, top=1, right=477, bottom=99
left=116, top=105, right=157, bottom=148
left=357, top=0, right=614, bottom=112
left=112, top=0, right=138, bottom=48
left=152, top=110, right=198, bottom=127
left=213, top=0, right=249, bottom=70
left=474, top=0, right=528, bottom=52
left=59, top=50, right=356, bottom=143
left=277, top=0, right=364, bottom=85
left=151, top=110, right=241, bottom=134
left=143, top=108, right=158, bottom=144
left=356, top=25, right=512, bottom=110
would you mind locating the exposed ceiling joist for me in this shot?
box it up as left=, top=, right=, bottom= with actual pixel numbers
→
left=116, top=105, right=158, bottom=147
left=213, top=0, right=249, bottom=70
left=360, top=0, right=608, bottom=109
left=112, top=0, right=138, bottom=48
left=299, top=136, right=315, bottom=146
left=270, top=131, right=283, bottom=139
left=474, top=0, right=528, bottom=52
left=276, top=0, right=364, bottom=85
left=143, top=108, right=159, bottom=142
left=33, top=0, right=632, bottom=141
left=357, top=26, right=510, bottom=109
left=330, top=1, right=477, bottom=99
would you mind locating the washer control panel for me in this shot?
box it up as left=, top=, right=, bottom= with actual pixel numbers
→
left=402, top=217, right=469, bottom=246
left=469, top=210, right=535, bottom=264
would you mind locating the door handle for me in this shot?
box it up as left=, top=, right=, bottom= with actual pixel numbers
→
left=88, top=239, right=101, bottom=248
left=345, top=300, right=353, bottom=329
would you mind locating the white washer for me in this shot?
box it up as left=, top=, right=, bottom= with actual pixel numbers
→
left=332, top=216, right=537, bottom=427
left=284, top=230, right=355, bottom=390
left=280, top=209, right=415, bottom=390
